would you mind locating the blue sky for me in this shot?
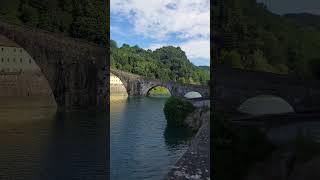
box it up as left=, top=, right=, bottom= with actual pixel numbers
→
left=110, top=0, right=210, bottom=66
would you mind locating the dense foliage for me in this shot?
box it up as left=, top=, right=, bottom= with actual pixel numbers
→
left=110, top=40, right=210, bottom=85
left=163, top=97, right=195, bottom=127
left=0, top=0, right=107, bottom=45
left=213, top=0, right=320, bottom=79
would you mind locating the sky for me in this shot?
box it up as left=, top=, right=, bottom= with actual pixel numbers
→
left=257, top=0, right=320, bottom=15
left=110, top=0, right=210, bottom=66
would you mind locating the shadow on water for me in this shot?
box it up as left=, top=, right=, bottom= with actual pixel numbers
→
left=163, top=125, right=195, bottom=149
left=0, top=97, right=108, bottom=180
left=41, top=110, right=108, bottom=180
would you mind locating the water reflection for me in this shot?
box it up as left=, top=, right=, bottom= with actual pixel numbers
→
left=110, top=96, right=192, bottom=180
left=0, top=97, right=107, bottom=179
left=164, top=125, right=194, bottom=149
left=238, top=95, right=294, bottom=115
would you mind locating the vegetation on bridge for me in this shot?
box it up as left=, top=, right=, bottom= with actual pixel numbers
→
left=0, top=0, right=107, bottom=45
left=110, top=40, right=210, bottom=85
left=213, top=0, right=320, bottom=79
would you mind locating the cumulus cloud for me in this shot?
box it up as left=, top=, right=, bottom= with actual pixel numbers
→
left=111, top=0, right=210, bottom=65
left=111, top=0, right=210, bottom=40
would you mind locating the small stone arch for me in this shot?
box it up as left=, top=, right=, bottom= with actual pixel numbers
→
left=237, top=95, right=295, bottom=115
left=145, top=85, right=172, bottom=96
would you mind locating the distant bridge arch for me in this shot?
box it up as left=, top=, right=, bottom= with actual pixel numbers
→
left=184, top=91, right=203, bottom=99
left=214, top=66, right=320, bottom=113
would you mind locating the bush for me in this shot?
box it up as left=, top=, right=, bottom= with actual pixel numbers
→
left=163, top=97, right=195, bottom=126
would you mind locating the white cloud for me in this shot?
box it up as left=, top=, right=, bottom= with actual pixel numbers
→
left=111, top=0, right=210, bottom=66
left=110, top=0, right=210, bottom=40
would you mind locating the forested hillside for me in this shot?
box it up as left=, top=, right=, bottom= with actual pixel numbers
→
left=284, top=13, right=320, bottom=30
left=0, top=0, right=107, bottom=45
left=213, top=0, right=320, bottom=79
left=110, top=40, right=210, bottom=85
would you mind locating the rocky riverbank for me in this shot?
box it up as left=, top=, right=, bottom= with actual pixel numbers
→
left=164, top=110, right=210, bottom=180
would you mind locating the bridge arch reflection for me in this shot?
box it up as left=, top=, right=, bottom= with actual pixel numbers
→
left=184, top=91, right=202, bottom=99
left=238, top=95, right=295, bottom=115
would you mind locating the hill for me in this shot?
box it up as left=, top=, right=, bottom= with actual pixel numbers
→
left=213, top=0, right=320, bottom=79
left=110, top=40, right=210, bottom=85
left=284, top=13, right=320, bottom=30
left=198, top=66, right=210, bottom=71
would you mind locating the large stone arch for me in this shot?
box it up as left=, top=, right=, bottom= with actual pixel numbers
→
left=110, top=72, right=129, bottom=95
left=109, top=70, right=136, bottom=95
left=0, top=21, right=107, bottom=109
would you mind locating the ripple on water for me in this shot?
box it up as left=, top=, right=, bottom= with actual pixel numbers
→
left=110, top=96, right=194, bottom=180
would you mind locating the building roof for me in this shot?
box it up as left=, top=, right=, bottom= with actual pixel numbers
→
left=0, top=35, right=20, bottom=47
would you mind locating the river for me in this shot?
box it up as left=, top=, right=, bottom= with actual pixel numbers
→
left=0, top=97, right=107, bottom=179
left=110, top=95, right=194, bottom=180
left=0, top=96, right=195, bottom=179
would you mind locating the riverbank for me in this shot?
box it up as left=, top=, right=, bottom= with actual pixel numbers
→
left=164, top=106, right=210, bottom=180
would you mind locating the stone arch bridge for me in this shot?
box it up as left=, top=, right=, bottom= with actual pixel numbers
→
left=110, top=68, right=209, bottom=98
left=213, top=66, right=320, bottom=113
left=0, top=21, right=108, bottom=109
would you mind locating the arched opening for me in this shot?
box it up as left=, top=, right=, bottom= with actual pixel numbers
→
left=0, top=35, right=56, bottom=106
left=147, top=86, right=171, bottom=97
left=238, top=95, right=294, bottom=115
left=110, top=73, right=128, bottom=102
left=184, top=91, right=202, bottom=99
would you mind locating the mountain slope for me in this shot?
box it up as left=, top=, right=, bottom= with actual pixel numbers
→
left=110, top=40, right=210, bottom=85
left=213, top=0, right=320, bottom=79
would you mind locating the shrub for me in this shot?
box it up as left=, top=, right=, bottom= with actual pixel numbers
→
left=163, top=97, right=195, bottom=126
